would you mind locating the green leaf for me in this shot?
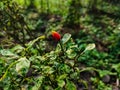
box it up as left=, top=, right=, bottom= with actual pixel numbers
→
left=57, top=80, right=65, bottom=88
left=70, top=72, right=78, bottom=79
left=16, top=57, right=30, bottom=75
left=61, top=33, right=71, bottom=44
left=98, top=70, right=116, bottom=78
left=55, top=87, right=62, bottom=90
left=32, top=76, right=44, bottom=90
left=80, top=67, right=97, bottom=73
left=42, top=66, right=54, bottom=74
left=57, top=74, right=67, bottom=88
left=65, top=60, right=74, bottom=67
left=26, top=35, right=45, bottom=49
left=66, top=80, right=76, bottom=90
left=80, top=67, right=116, bottom=78
left=84, top=43, right=95, bottom=51
left=11, top=45, right=24, bottom=53
left=112, top=63, right=120, bottom=73
left=0, top=49, right=19, bottom=59
left=44, top=85, right=53, bottom=90
left=57, top=74, right=67, bottom=80
left=0, top=49, right=19, bottom=58
left=66, top=49, right=76, bottom=59
left=59, top=64, right=71, bottom=73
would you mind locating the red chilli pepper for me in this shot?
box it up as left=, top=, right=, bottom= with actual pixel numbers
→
left=52, top=31, right=61, bottom=41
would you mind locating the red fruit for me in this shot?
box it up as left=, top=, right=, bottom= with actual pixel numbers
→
left=52, top=31, right=61, bottom=41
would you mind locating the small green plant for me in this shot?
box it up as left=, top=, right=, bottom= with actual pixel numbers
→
left=0, top=32, right=97, bottom=89
left=1, top=0, right=120, bottom=90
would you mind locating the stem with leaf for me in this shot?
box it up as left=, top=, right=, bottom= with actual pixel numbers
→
left=59, top=40, right=65, bottom=56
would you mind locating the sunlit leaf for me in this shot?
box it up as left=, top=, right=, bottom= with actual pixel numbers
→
left=61, top=33, right=71, bottom=44
left=11, top=45, right=24, bottom=53
left=84, top=43, right=95, bottom=51
left=66, top=49, right=76, bottom=59
left=0, top=49, right=19, bottom=59
left=0, top=49, right=17, bottom=56
left=58, top=80, right=65, bottom=88
left=57, top=74, right=67, bottom=80
left=16, top=57, right=30, bottom=75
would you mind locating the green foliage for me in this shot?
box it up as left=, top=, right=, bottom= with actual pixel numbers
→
left=65, top=80, right=76, bottom=90
left=91, top=78, right=112, bottom=90
left=0, top=33, right=96, bottom=89
left=0, top=0, right=120, bottom=90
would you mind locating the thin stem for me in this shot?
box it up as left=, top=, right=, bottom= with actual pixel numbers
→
left=75, top=51, right=84, bottom=61
left=46, top=0, right=49, bottom=14
left=59, top=40, right=65, bottom=56
left=74, top=51, right=85, bottom=66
